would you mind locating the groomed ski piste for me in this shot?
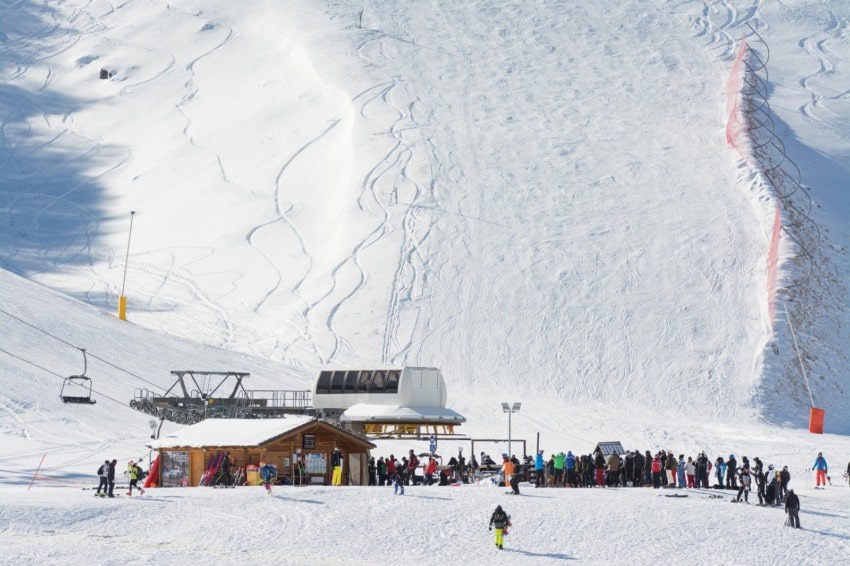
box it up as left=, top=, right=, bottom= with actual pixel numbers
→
left=1, top=0, right=849, bottom=564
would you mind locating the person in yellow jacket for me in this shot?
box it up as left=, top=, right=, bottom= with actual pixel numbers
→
left=126, top=460, right=145, bottom=496
left=331, top=448, right=343, bottom=486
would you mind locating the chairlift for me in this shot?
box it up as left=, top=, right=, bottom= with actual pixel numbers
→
left=60, top=348, right=96, bottom=404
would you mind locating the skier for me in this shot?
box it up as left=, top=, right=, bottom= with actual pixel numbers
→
left=392, top=467, right=404, bottom=495
left=331, top=448, right=343, bottom=486
left=677, top=455, right=686, bottom=488
left=754, top=466, right=767, bottom=505
left=377, top=456, right=387, bottom=486
left=664, top=452, right=677, bottom=488
left=534, top=451, right=545, bottom=488
left=553, top=452, right=565, bottom=486
left=565, top=451, right=577, bottom=487
left=424, top=457, right=438, bottom=486
left=734, top=468, right=750, bottom=503
left=502, top=456, right=515, bottom=489
left=607, top=451, right=622, bottom=487
left=785, top=489, right=801, bottom=528
left=368, top=457, right=377, bottom=486
left=594, top=451, right=606, bottom=487
left=779, top=466, right=791, bottom=502
left=126, top=460, right=145, bottom=496
left=488, top=505, right=511, bottom=549
left=644, top=451, right=653, bottom=487
left=812, top=452, right=828, bottom=488
left=96, top=460, right=109, bottom=497
left=685, top=457, right=696, bottom=488
left=633, top=450, right=644, bottom=487
left=107, top=459, right=117, bottom=498
left=259, top=461, right=275, bottom=494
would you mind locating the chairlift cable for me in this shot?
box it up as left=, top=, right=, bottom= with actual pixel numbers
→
left=0, top=346, right=134, bottom=409
left=0, top=306, right=164, bottom=392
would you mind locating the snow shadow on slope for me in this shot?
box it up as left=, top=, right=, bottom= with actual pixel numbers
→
left=0, top=2, right=119, bottom=277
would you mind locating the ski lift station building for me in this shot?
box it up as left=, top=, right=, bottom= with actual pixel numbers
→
left=312, top=366, right=466, bottom=437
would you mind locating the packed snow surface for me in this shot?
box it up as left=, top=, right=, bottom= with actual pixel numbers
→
left=2, top=483, right=850, bottom=565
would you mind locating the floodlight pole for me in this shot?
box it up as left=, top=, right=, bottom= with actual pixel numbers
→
left=502, top=402, right=521, bottom=457
left=118, top=210, right=136, bottom=321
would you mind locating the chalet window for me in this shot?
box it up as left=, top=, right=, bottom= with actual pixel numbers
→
left=385, top=370, right=400, bottom=393
left=357, top=371, right=372, bottom=392
left=330, top=371, right=346, bottom=392
left=344, top=370, right=359, bottom=392
left=317, top=371, right=332, bottom=393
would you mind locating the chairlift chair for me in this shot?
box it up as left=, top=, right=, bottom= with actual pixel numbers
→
left=60, top=348, right=96, bottom=404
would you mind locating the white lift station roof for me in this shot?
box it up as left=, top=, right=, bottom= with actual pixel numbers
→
left=149, top=417, right=316, bottom=449
left=313, top=367, right=465, bottom=425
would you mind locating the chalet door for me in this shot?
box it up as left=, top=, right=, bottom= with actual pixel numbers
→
left=190, top=451, right=204, bottom=486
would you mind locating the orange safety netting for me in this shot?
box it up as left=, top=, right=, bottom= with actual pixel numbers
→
left=725, top=38, right=749, bottom=159
left=766, top=204, right=781, bottom=328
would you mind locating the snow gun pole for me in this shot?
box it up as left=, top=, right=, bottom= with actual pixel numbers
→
left=28, top=455, right=45, bottom=492
left=118, top=210, right=136, bottom=321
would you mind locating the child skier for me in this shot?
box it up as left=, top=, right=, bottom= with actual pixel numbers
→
left=488, top=505, right=511, bottom=549
left=259, top=461, right=276, bottom=494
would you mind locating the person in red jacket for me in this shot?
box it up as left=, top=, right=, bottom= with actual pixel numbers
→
left=425, top=457, right=438, bottom=485
left=407, top=450, right=420, bottom=485
left=386, top=454, right=397, bottom=482
left=651, top=455, right=663, bottom=489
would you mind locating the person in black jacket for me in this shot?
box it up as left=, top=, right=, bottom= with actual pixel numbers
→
left=785, top=489, right=801, bottom=528
left=489, top=505, right=511, bottom=549
left=633, top=450, right=644, bottom=487
left=96, top=460, right=109, bottom=497
left=107, top=459, right=117, bottom=498
left=726, top=455, right=737, bottom=488
left=368, top=457, right=377, bottom=486
left=377, top=457, right=387, bottom=486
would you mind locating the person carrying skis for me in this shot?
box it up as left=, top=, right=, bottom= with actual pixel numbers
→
left=107, top=459, right=117, bottom=498
left=96, top=460, right=109, bottom=497
left=126, top=460, right=145, bottom=496
left=785, top=489, right=801, bottom=528
left=331, top=448, right=343, bottom=486
left=488, top=505, right=511, bottom=549
left=812, top=452, right=828, bottom=487
left=259, top=461, right=275, bottom=494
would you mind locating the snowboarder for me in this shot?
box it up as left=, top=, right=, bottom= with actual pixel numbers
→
left=812, top=452, right=828, bottom=488
left=259, top=461, right=275, bottom=494
left=107, top=459, right=117, bottom=498
left=785, top=489, right=801, bottom=528
left=488, top=505, right=511, bottom=549
left=331, top=448, right=343, bottom=486
left=126, top=460, right=145, bottom=496
left=96, top=460, right=109, bottom=497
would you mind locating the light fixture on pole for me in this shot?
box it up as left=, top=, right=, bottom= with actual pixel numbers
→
left=501, top=402, right=521, bottom=457
left=118, top=210, right=136, bottom=321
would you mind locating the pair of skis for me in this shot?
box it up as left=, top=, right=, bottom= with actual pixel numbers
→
left=201, top=453, right=225, bottom=486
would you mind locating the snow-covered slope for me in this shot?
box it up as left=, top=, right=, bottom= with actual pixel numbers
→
left=1, top=0, right=849, bottom=467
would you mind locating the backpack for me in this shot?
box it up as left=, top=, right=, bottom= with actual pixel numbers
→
left=97, top=464, right=105, bottom=476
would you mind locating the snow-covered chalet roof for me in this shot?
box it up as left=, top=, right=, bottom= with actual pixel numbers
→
left=340, top=404, right=466, bottom=424
left=149, top=416, right=317, bottom=449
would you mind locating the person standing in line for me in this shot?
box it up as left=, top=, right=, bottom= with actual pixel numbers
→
left=644, top=451, right=654, bottom=487
left=714, top=457, right=726, bottom=488
left=424, top=457, right=438, bottom=486
left=565, top=451, right=577, bottom=487
left=812, top=452, right=828, bottom=488
left=377, top=456, right=387, bottom=486
left=726, top=455, right=737, bottom=489
left=368, top=457, right=377, bottom=486
left=534, top=451, right=545, bottom=488
left=754, top=466, right=767, bottom=505
left=96, top=460, right=109, bottom=497
left=785, top=489, right=801, bottom=528
left=386, top=454, right=397, bottom=485
left=651, top=454, right=662, bottom=489
left=677, top=455, right=686, bottom=488
left=488, top=505, right=511, bottom=549
left=632, top=450, right=644, bottom=487
left=107, top=459, right=117, bottom=498
left=685, top=457, right=696, bottom=488
left=779, top=466, right=791, bottom=502
left=502, top=456, right=515, bottom=489
left=607, top=451, right=622, bottom=487
left=553, top=452, right=565, bottom=486
left=407, top=450, right=420, bottom=486
left=331, top=448, right=343, bottom=486
left=664, top=452, right=677, bottom=488
left=734, top=467, right=750, bottom=503
left=594, top=451, right=606, bottom=487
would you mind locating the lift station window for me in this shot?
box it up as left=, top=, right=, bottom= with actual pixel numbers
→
left=385, top=370, right=400, bottom=393
left=317, top=371, right=332, bottom=393
left=344, top=370, right=359, bottom=392
left=330, top=371, right=346, bottom=392
left=371, top=370, right=385, bottom=391
left=357, top=371, right=372, bottom=392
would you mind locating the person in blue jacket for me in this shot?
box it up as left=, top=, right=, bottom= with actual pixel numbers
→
left=812, top=452, right=828, bottom=487
left=534, top=451, right=545, bottom=488
left=259, top=461, right=276, bottom=494
left=565, top=451, right=576, bottom=487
